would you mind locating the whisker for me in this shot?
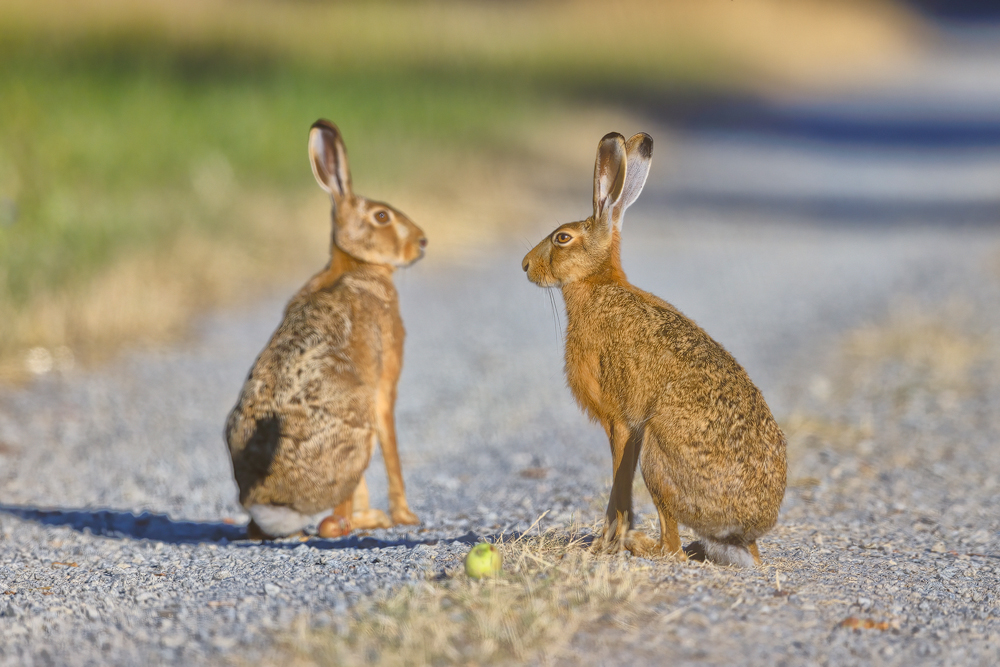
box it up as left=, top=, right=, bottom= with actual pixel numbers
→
left=547, top=287, right=563, bottom=350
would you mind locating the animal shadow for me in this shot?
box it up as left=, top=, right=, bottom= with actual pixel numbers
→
left=0, top=504, right=480, bottom=551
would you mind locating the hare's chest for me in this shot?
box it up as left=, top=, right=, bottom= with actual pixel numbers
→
left=564, top=335, right=608, bottom=421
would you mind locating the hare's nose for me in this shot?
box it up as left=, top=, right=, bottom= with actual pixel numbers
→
left=522, top=259, right=530, bottom=272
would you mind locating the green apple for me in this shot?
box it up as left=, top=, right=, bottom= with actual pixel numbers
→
left=464, top=542, right=502, bottom=579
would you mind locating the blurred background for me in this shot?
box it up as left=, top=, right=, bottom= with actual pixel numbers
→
left=0, top=0, right=997, bottom=379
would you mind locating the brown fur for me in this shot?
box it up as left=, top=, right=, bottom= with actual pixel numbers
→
left=522, top=132, right=786, bottom=567
left=225, top=120, right=425, bottom=538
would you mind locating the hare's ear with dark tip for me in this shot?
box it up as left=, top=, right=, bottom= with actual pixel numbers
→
left=592, top=132, right=627, bottom=227
left=615, top=132, right=652, bottom=230
left=309, top=119, right=352, bottom=200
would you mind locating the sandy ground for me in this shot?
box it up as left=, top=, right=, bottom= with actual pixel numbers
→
left=3, top=30, right=1000, bottom=667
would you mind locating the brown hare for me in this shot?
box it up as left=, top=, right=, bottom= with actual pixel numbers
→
left=225, top=120, right=425, bottom=540
left=522, top=132, right=786, bottom=567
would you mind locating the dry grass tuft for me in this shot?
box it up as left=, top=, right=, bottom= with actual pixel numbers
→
left=274, top=527, right=664, bottom=666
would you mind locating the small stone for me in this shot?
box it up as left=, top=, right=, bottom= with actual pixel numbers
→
left=263, top=583, right=281, bottom=596
left=214, top=570, right=231, bottom=580
left=931, top=542, right=946, bottom=553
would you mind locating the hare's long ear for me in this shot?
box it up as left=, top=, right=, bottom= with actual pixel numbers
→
left=592, top=132, right=627, bottom=228
left=615, top=132, right=652, bottom=230
left=309, top=119, right=352, bottom=201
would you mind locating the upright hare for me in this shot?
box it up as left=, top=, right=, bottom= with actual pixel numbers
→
left=225, top=120, right=425, bottom=539
left=522, top=132, right=786, bottom=567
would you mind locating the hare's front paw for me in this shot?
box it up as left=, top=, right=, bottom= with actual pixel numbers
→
left=390, top=506, right=420, bottom=526
left=352, top=509, right=392, bottom=530
left=591, top=519, right=628, bottom=555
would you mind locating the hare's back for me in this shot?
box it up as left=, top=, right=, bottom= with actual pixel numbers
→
left=272, top=288, right=365, bottom=391
left=605, top=286, right=779, bottom=432
left=227, top=285, right=372, bottom=446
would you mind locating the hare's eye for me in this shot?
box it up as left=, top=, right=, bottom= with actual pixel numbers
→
left=374, top=210, right=390, bottom=224
left=553, top=232, right=572, bottom=245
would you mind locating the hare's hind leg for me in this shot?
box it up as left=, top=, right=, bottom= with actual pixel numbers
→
left=349, top=477, right=392, bottom=530
left=624, top=427, right=684, bottom=560
left=748, top=540, right=762, bottom=566
left=654, top=502, right=684, bottom=558
left=624, top=488, right=685, bottom=560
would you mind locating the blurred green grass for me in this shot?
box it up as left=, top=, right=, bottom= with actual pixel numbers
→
left=0, top=64, right=542, bottom=303
left=0, top=0, right=915, bottom=372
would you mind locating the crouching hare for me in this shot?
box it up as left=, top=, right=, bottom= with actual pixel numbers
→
left=225, top=120, right=425, bottom=539
left=522, top=132, right=786, bottom=567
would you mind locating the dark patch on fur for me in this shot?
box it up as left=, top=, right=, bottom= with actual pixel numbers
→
left=235, top=415, right=283, bottom=504
left=638, top=135, right=653, bottom=158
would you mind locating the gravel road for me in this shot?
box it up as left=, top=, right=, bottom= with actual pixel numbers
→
left=4, top=35, right=1000, bottom=667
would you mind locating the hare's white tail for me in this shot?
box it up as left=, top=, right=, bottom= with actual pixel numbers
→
left=698, top=538, right=756, bottom=568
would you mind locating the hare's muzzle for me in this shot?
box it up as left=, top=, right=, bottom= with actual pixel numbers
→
left=522, top=240, right=558, bottom=287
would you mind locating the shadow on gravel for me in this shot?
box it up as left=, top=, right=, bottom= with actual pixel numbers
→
left=0, top=505, right=246, bottom=543
left=0, top=504, right=485, bottom=550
